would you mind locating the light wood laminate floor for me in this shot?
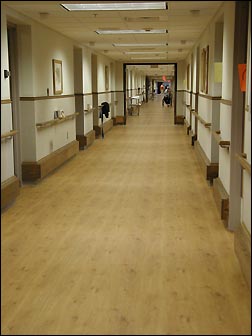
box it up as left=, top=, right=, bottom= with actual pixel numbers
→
left=1, top=96, right=251, bottom=335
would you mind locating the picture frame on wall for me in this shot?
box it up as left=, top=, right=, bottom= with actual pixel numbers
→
left=105, top=65, right=109, bottom=91
left=200, top=45, right=209, bottom=94
left=52, top=59, right=63, bottom=94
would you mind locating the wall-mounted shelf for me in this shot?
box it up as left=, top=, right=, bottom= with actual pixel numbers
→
left=36, top=113, right=79, bottom=129
left=1, top=130, right=18, bottom=140
left=236, top=153, right=251, bottom=175
left=193, top=111, right=211, bottom=128
left=213, top=130, right=231, bottom=149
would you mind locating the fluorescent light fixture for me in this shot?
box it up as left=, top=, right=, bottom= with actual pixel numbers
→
left=61, top=2, right=167, bottom=11
left=131, top=57, right=167, bottom=60
left=113, top=43, right=168, bottom=47
left=125, top=51, right=167, bottom=54
left=96, top=29, right=167, bottom=35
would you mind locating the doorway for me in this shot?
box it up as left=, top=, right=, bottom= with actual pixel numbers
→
left=123, top=63, right=177, bottom=124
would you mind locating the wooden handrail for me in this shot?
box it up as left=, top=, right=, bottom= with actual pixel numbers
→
left=213, top=130, right=230, bottom=149
left=193, top=111, right=211, bottom=128
left=236, top=153, right=251, bottom=175
left=36, top=113, right=79, bottom=129
left=84, top=108, right=95, bottom=114
left=1, top=130, right=18, bottom=139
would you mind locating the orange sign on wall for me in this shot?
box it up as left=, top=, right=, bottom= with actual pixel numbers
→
left=162, top=75, right=167, bottom=81
left=238, top=64, right=246, bottom=92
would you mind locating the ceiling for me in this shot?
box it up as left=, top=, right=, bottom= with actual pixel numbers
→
left=3, top=1, right=223, bottom=77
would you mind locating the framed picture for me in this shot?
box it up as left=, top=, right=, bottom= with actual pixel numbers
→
left=200, top=45, right=209, bottom=94
left=105, top=65, right=109, bottom=91
left=52, top=59, right=63, bottom=94
left=187, top=64, right=190, bottom=90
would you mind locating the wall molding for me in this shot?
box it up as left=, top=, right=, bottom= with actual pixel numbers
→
left=198, top=93, right=222, bottom=100
left=20, top=94, right=75, bottom=101
left=1, top=99, right=12, bottom=104
left=22, top=140, right=79, bottom=181
left=234, top=222, right=251, bottom=290
left=213, top=177, right=229, bottom=226
left=1, top=175, right=20, bottom=210
left=76, top=130, right=95, bottom=150
left=93, top=119, right=113, bottom=137
left=194, top=140, right=218, bottom=182
left=221, top=99, right=232, bottom=106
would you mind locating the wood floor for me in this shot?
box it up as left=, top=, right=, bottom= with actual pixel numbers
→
left=1, top=96, right=251, bottom=335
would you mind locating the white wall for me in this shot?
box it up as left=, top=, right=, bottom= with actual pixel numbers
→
left=218, top=2, right=235, bottom=193
left=1, top=4, right=15, bottom=182
left=241, top=5, right=251, bottom=234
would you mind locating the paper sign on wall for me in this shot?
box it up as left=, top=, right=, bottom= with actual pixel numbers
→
left=238, top=64, right=246, bottom=92
left=214, top=62, right=222, bottom=83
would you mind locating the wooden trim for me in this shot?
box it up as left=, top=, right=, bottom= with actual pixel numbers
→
left=213, top=177, right=229, bottom=226
left=36, top=113, right=79, bottom=129
left=234, top=222, right=251, bottom=290
left=94, top=119, right=113, bottom=137
left=235, top=153, right=251, bottom=175
left=1, top=99, right=12, bottom=104
left=213, top=130, right=231, bottom=149
left=192, top=92, right=199, bottom=96
left=1, top=130, right=18, bottom=139
left=1, top=176, right=20, bottom=210
left=175, top=115, right=185, bottom=125
left=198, top=93, right=222, bottom=100
left=20, top=95, right=75, bottom=101
left=193, top=111, right=211, bottom=128
left=76, top=130, right=95, bottom=150
left=194, top=140, right=218, bottom=181
left=221, top=99, right=232, bottom=106
left=22, top=140, right=79, bottom=181
left=115, top=116, right=125, bottom=125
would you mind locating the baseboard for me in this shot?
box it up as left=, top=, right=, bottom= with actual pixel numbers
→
left=194, top=140, right=218, bottom=181
left=94, top=119, right=113, bottom=137
left=76, top=130, right=96, bottom=150
left=115, top=116, right=125, bottom=125
left=176, top=115, right=185, bottom=125
left=234, top=222, right=251, bottom=290
left=22, top=140, right=79, bottom=181
left=213, top=177, right=229, bottom=226
left=1, top=176, right=20, bottom=210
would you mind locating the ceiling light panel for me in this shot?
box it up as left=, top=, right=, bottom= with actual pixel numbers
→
left=125, top=51, right=167, bottom=54
left=113, top=43, right=168, bottom=47
left=61, top=3, right=167, bottom=11
left=96, top=29, right=168, bottom=34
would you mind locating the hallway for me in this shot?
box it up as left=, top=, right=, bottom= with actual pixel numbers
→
left=1, top=96, right=251, bottom=335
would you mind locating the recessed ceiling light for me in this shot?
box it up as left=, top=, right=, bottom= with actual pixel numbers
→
left=61, top=2, right=168, bottom=11
left=131, top=57, right=167, bottom=60
left=96, top=29, right=168, bottom=35
left=113, top=43, right=167, bottom=47
left=125, top=51, right=167, bottom=54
